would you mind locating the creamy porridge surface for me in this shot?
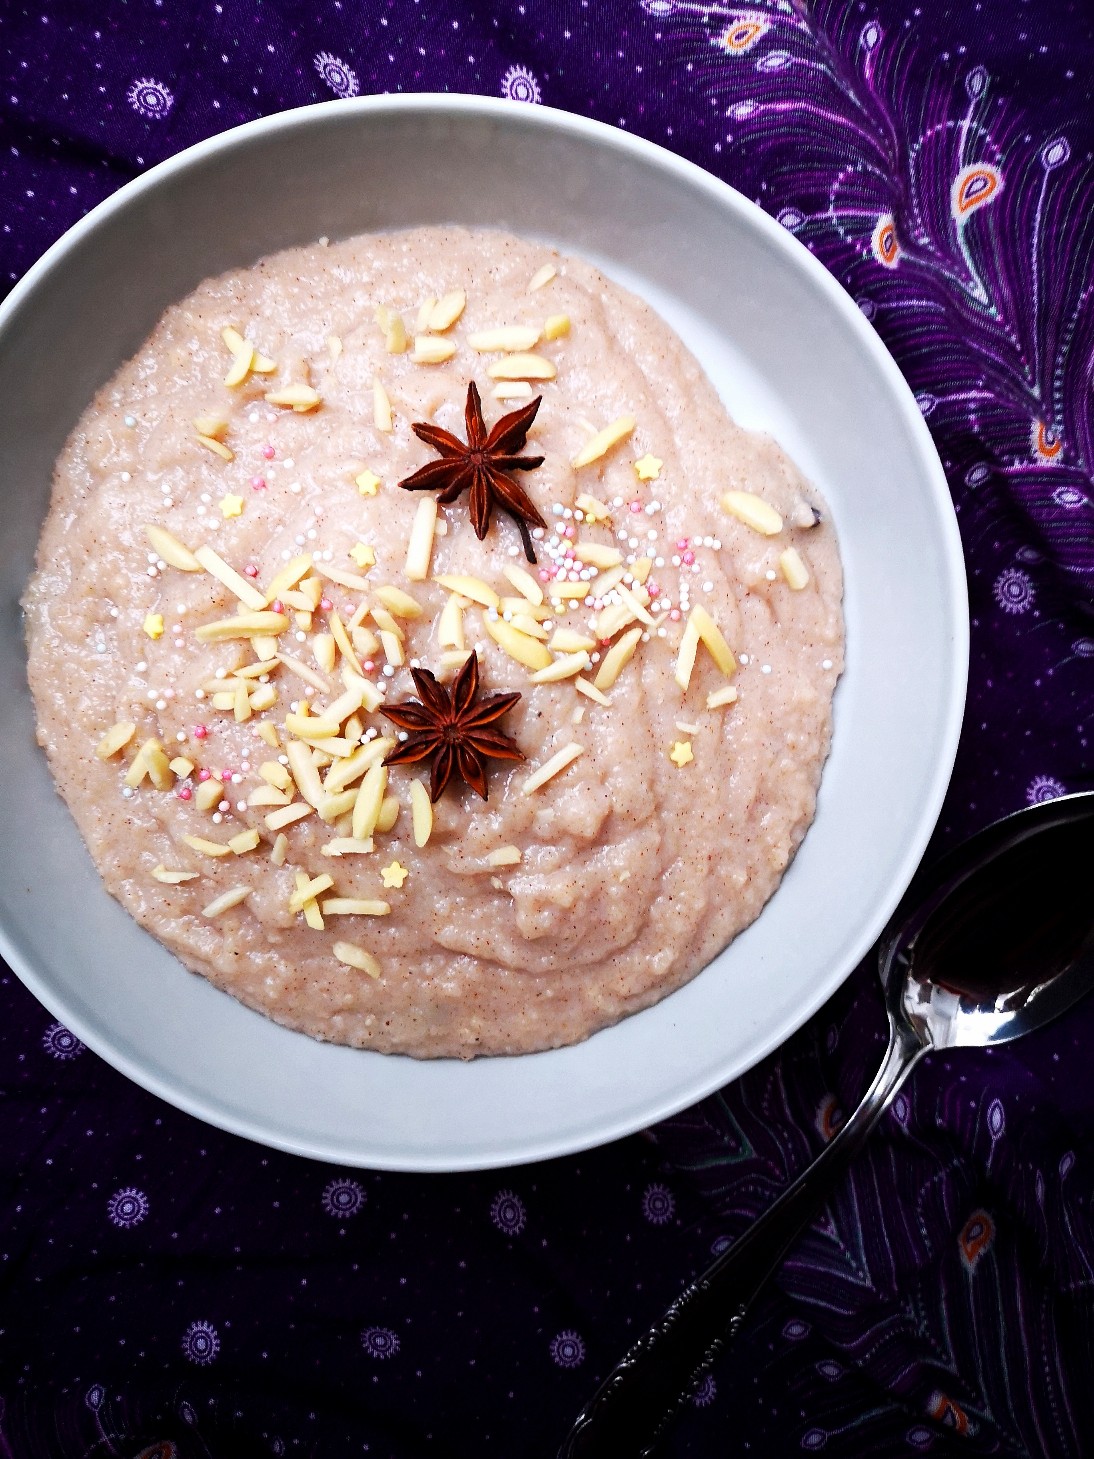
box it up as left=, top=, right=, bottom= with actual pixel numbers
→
left=25, top=226, right=844, bottom=1058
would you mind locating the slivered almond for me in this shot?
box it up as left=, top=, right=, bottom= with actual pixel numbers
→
left=415, top=297, right=437, bottom=333
left=265, top=554, right=314, bottom=600
left=228, top=828, right=261, bottom=855
left=221, top=325, right=249, bottom=357
left=779, top=546, right=810, bottom=590
left=265, top=383, right=321, bottom=411
left=369, top=379, right=395, bottom=438
left=202, top=886, right=252, bottom=919
left=276, top=653, right=331, bottom=695
left=594, top=600, right=636, bottom=641
left=224, top=341, right=254, bottom=387
left=616, top=583, right=654, bottom=626
left=140, top=738, right=173, bottom=791
left=233, top=680, right=251, bottom=722
left=412, top=335, right=456, bottom=364
left=328, top=610, right=363, bottom=675
left=674, top=614, right=701, bottom=692
left=151, top=865, right=200, bottom=884
left=182, top=834, right=232, bottom=858
left=265, top=802, right=312, bottom=831
left=409, top=779, right=433, bottom=848
left=594, top=626, right=643, bottom=691
left=378, top=629, right=404, bottom=667
left=375, top=584, right=424, bottom=618
left=313, top=634, right=337, bottom=674
left=321, top=838, right=375, bottom=857
left=193, top=415, right=229, bottom=441
left=322, top=898, right=391, bottom=916
left=544, top=313, right=570, bottom=340
left=529, top=263, right=557, bottom=291
left=404, top=499, right=438, bottom=582
left=547, top=580, right=590, bottom=602
left=285, top=740, right=325, bottom=808
left=375, top=307, right=408, bottom=355
left=247, top=684, right=277, bottom=713
left=487, top=353, right=556, bottom=381
left=260, top=760, right=292, bottom=790
left=468, top=325, right=542, bottom=353
left=318, top=788, right=359, bottom=823
left=690, top=604, right=736, bottom=677
left=144, top=524, right=201, bottom=572
left=575, top=677, right=612, bottom=706
left=248, top=785, right=291, bottom=808
left=486, top=845, right=522, bottom=867
left=270, top=832, right=289, bottom=866
left=493, top=382, right=534, bottom=402
left=428, top=290, right=467, bottom=331
left=522, top=742, right=583, bottom=794
left=530, top=650, right=590, bottom=683
left=571, top=415, right=636, bottom=468
left=323, top=737, right=393, bottom=793
left=235, top=659, right=278, bottom=679
left=438, top=593, right=467, bottom=649
left=285, top=712, right=337, bottom=740
left=440, top=649, right=473, bottom=672
left=502, top=564, right=544, bottom=605
left=721, top=490, right=783, bottom=536
left=574, top=542, right=622, bottom=569
left=377, top=794, right=400, bottom=834
left=96, top=721, right=136, bottom=760
left=196, top=611, right=288, bottom=643
left=707, top=685, right=739, bottom=709
left=197, top=434, right=234, bottom=461
left=550, top=628, right=595, bottom=654
left=434, top=573, right=500, bottom=610
left=169, top=756, right=195, bottom=778
left=334, top=941, right=381, bottom=978
left=294, top=871, right=325, bottom=930
left=318, top=564, right=373, bottom=594
left=289, top=873, right=334, bottom=914
left=193, top=545, right=267, bottom=611
left=253, top=635, right=280, bottom=662
left=483, top=615, right=553, bottom=671
left=352, top=762, right=387, bottom=841
left=345, top=667, right=383, bottom=713
left=327, top=335, right=342, bottom=361
left=575, top=492, right=612, bottom=523
left=631, top=557, right=653, bottom=585
left=510, top=613, right=549, bottom=640
left=195, top=779, right=225, bottom=811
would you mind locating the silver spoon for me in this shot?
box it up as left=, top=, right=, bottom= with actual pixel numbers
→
left=559, top=789, right=1094, bottom=1459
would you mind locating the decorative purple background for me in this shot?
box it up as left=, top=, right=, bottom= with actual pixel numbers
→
left=1, top=2, right=1092, bottom=1454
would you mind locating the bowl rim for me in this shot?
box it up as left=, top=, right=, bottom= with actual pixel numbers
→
left=0, top=93, right=969, bottom=1169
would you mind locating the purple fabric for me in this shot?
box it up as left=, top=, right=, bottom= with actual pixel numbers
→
left=2, top=2, right=1093, bottom=1455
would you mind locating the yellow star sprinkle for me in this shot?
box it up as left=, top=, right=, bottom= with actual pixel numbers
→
left=219, top=494, right=244, bottom=518
left=142, top=612, right=165, bottom=640
left=634, top=453, right=664, bottom=482
left=350, top=542, right=376, bottom=570
left=669, top=739, right=694, bottom=768
left=380, top=860, right=409, bottom=889
left=356, top=470, right=381, bottom=497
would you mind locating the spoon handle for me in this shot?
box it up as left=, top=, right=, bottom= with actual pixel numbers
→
left=557, top=1019, right=927, bottom=1459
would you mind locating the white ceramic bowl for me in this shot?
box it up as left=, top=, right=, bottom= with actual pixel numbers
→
left=0, top=96, right=967, bottom=1170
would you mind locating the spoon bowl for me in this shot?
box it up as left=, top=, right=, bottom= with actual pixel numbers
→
left=560, top=791, right=1094, bottom=1458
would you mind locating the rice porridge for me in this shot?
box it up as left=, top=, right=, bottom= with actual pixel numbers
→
left=24, top=226, right=844, bottom=1058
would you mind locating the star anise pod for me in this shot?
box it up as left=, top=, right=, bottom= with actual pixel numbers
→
left=381, top=652, right=523, bottom=803
left=399, top=380, right=548, bottom=562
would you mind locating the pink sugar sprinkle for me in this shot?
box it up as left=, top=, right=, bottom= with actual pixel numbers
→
left=647, top=581, right=661, bottom=599
left=363, top=660, right=376, bottom=674
left=562, top=523, right=575, bottom=539
left=319, top=597, right=333, bottom=612
left=193, top=725, right=208, bottom=740
left=539, top=570, right=550, bottom=583
left=629, top=500, right=643, bottom=514
left=676, top=539, right=689, bottom=551
left=681, top=550, right=695, bottom=566
left=244, top=564, right=259, bottom=578
left=197, top=768, right=212, bottom=781
left=177, top=786, right=192, bottom=801
left=250, top=476, right=267, bottom=491
left=669, top=608, right=682, bottom=622
left=270, top=599, right=284, bottom=613
left=220, top=769, right=233, bottom=782
left=262, top=445, right=275, bottom=460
